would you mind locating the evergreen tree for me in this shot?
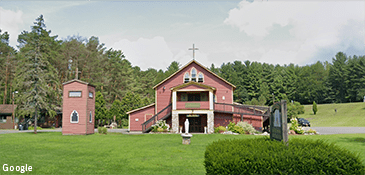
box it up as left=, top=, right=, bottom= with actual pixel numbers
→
left=0, top=29, right=17, bottom=104
left=15, top=15, right=60, bottom=134
left=165, top=61, right=180, bottom=77
left=328, top=52, right=348, bottom=103
left=108, top=99, right=123, bottom=125
left=95, top=91, right=107, bottom=126
left=312, top=101, right=318, bottom=115
left=120, top=91, right=142, bottom=119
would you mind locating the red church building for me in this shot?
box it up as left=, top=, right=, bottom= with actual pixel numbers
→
left=127, top=60, right=270, bottom=134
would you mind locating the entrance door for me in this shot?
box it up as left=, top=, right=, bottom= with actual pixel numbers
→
left=188, top=117, right=202, bottom=132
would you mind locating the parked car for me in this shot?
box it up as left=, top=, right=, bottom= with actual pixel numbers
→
left=297, top=118, right=310, bottom=127
left=18, top=118, right=32, bottom=131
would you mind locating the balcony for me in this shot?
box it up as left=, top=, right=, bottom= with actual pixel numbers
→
left=176, top=101, right=209, bottom=110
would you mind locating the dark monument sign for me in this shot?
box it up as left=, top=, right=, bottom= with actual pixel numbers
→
left=270, top=100, right=288, bottom=143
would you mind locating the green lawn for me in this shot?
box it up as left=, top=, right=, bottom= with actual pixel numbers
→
left=0, top=133, right=364, bottom=174
left=298, top=102, right=365, bottom=127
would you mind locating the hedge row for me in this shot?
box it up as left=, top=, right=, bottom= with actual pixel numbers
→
left=204, top=137, right=365, bottom=175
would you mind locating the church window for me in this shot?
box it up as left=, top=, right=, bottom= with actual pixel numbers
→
left=89, top=111, right=92, bottom=123
left=198, top=73, right=204, bottom=83
left=70, top=110, right=79, bottom=123
left=184, top=73, right=190, bottom=83
left=191, top=68, right=197, bottom=82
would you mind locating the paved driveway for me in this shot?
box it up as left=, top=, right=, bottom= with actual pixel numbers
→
left=1, top=127, right=364, bottom=135
left=310, top=127, right=365, bottom=135
left=0, top=128, right=62, bottom=134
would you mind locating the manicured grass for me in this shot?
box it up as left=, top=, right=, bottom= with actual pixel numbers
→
left=0, top=133, right=364, bottom=174
left=298, top=102, right=365, bottom=127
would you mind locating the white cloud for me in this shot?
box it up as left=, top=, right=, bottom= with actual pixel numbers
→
left=111, top=36, right=174, bottom=70
left=0, top=7, right=23, bottom=47
left=224, top=0, right=364, bottom=65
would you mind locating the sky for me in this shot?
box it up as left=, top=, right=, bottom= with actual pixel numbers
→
left=0, top=0, right=364, bottom=71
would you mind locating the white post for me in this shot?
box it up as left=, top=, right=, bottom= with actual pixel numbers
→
left=172, top=91, right=177, bottom=110
left=209, top=90, right=214, bottom=110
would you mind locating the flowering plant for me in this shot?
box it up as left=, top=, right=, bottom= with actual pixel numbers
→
left=151, top=120, right=170, bottom=132
left=289, top=118, right=305, bottom=134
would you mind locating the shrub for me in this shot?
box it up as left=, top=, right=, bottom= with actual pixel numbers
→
left=227, top=121, right=235, bottom=131
left=214, top=126, right=226, bottom=133
left=102, top=127, right=107, bottom=134
left=28, top=126, right=42, bottom=130
left=290, top=118, right=305, bottom=134
left=236, top=121, right=257, bottom=134
left=204, top=138, right=365, bottom=175
left=98, top=127, right=107, bottom=134
left=227, top=121, right=257, bottom=134
left=121, top=118, right=128, bottom=127
left=233, top=125, right=245, bottom=134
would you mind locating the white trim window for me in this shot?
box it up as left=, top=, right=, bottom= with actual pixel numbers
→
left=191, top=68, right=197, bottom=82
left=89, top=111, right=92, bottom=123
left=89, top=92, right=93, bottom=98
left=69, top=91, right=82, bottom=97
left=184, top=72, right=190, bottom=83
left=70, top=110, right=79, bottom=123
left=198, top=73, right=204, bottom=83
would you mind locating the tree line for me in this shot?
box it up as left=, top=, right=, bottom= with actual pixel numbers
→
left=1, top=15, right=364, bottom=127
left=211, top=52, right=365, bottom=106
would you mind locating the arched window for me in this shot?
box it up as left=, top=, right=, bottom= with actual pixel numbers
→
left=184, top=72, right=190, bottom=83
left=198, top=73, right=204, bottom=83
left=191, top=68, right=197, bottom=82
left=70, top=110, right=79, bottom=123
left=89, top=111, right=92, bottom=123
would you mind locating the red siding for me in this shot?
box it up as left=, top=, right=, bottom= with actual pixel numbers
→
left=215, top=112, right=263, bottom=131
left=214, top=112, right=232, bottom=127
left=129, top=105, right=155, bottom=131
left=156, top=62, right=233, bottom=113
left=86, top=85, right=95, bottom=134
left=0, top=116, right=13, bottom=129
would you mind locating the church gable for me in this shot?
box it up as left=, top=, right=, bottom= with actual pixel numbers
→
left=153, top=60, right=235, bottom=90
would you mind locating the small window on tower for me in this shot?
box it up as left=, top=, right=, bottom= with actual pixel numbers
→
left=89, top=111, right=92, bottom=123
left=191, top=68, right=197, bottom=82
left=198, top=73, right=204, bottom=83
left=184, top=72, right=190, bottom=83
left=69, top=91, right=81, bottom=97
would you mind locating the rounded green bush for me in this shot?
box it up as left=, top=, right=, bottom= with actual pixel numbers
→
left=204, top=137, right=365, bottom=175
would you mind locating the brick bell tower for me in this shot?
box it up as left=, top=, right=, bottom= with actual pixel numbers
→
left=62, top=79, right=95, bottom=135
